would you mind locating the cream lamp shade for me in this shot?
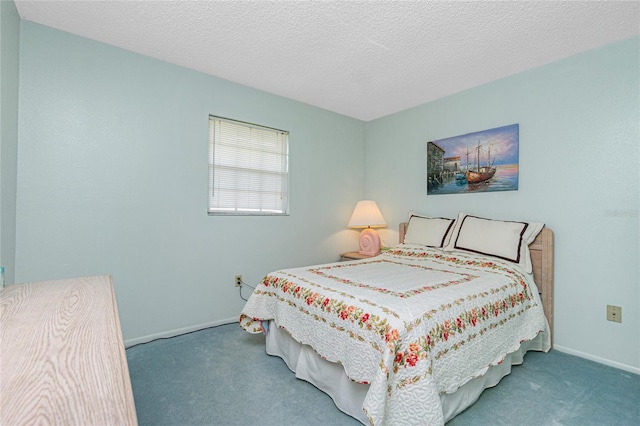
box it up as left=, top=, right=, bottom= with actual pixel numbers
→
left=348, top=200, right=387, bottom=256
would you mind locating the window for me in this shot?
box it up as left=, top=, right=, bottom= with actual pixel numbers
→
left=208, top=116, right=289, bottom=215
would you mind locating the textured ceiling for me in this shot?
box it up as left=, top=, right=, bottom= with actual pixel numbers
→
left=14, top=0, right=640, bottom=121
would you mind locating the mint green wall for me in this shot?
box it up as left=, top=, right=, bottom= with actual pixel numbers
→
left=0, top=0, right=20, bottom=285
left=16, top=22, right=366, bottom=342
left=366, top=37, right=640, bottom=372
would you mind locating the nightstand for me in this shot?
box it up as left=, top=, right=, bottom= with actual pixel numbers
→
left=340, top=251, right=374, bottom=261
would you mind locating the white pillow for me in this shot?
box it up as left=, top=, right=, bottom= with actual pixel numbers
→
left=404, top=214, right=456, bottom=248
left=444, top=212, right=543, bottom=273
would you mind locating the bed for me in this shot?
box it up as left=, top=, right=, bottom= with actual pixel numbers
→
left=240, top=212, right=554, bottom=425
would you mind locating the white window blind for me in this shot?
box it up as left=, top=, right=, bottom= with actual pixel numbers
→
left=208, top=116, right=289, bottom=215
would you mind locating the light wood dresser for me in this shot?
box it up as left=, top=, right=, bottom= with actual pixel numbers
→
left=0, top=275, right=138, bottom=425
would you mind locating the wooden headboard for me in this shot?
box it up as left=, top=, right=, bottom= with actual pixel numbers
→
left=399, top=223, right=554, bottom=346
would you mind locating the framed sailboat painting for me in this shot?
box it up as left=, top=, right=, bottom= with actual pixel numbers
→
left=426, top=124, right=519, bottom=195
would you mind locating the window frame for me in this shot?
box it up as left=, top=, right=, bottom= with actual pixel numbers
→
left=208, top=115, right=290, bottom=216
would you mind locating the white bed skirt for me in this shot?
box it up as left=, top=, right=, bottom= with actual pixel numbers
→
left=265, top=320, right=548, bottom=424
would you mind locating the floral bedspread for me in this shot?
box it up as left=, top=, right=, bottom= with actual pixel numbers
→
left=239, top=244, right=550, bottom=425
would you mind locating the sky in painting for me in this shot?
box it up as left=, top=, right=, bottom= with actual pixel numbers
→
left=432, top=123, right=519, bottom=166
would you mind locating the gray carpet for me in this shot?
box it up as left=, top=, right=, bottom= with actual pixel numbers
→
left=126, top=323, right=639, bottom=425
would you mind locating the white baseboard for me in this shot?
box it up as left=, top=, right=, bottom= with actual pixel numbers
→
left=124, top=317, right=239, bottom=348
left=553, top=344, right=640, bottom=375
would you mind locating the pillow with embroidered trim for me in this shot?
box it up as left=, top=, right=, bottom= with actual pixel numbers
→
left=403, top=213, right=456, bottom=248
left=444, top=212, right=543, bottom=273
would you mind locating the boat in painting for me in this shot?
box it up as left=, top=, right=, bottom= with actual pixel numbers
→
left=467, top=166, right=496, bottom=183
left=466, top=141, right=496, bottom=184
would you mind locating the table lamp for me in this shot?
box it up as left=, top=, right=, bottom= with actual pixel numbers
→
left=347, top=200, right=387, bottom=256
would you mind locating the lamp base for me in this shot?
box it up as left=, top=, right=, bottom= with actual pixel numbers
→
left=359, top=228, right=381, bottom=256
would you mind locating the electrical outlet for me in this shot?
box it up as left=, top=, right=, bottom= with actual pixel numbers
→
left=606, top=305, right=622, bottom=323
left=235, top=275, right=242, bottom=287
